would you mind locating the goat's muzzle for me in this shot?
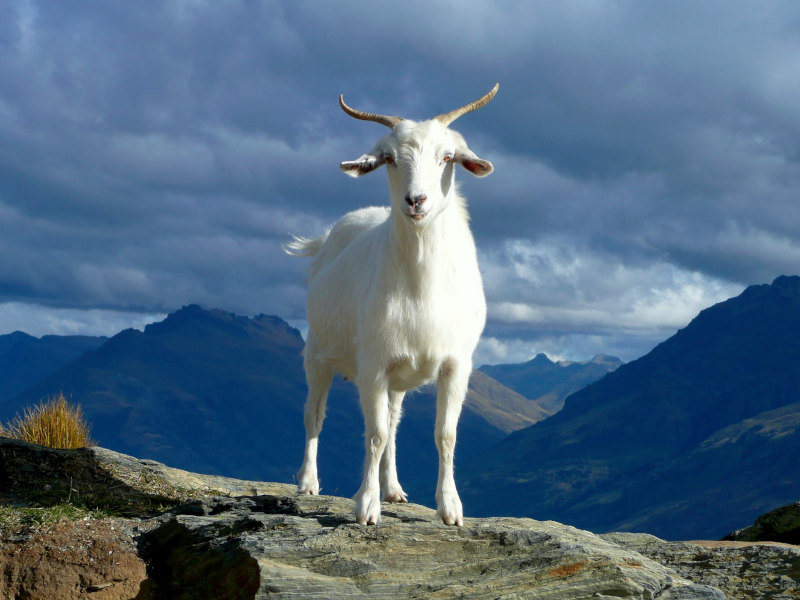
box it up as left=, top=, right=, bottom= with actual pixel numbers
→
left=405, top=194, right=428, bottom=221
left=405, top=193, right=427, bottom=208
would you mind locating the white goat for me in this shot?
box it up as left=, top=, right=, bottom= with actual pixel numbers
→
left=285, top=84, right=497, bottom=526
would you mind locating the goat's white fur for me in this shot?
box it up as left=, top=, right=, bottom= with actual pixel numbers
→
left=285, top=98, right=493, bottom=526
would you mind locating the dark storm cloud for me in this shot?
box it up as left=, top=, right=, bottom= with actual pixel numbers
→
left=1, top=1, right=798, bottom=362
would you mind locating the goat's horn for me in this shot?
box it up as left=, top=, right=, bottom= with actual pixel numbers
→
left=339, top=95, right=403, bottom=129
left=435, top=83, right=499, bottom=127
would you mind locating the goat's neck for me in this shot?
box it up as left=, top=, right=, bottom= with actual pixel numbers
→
left=388, top=198, right=463, bottom=289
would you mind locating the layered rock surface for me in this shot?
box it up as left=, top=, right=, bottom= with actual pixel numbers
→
left=605, top=533, right=800, bottom=600
left=1, top=438, right=796, bottom=598
left=142, top=494, right=723, bottom=599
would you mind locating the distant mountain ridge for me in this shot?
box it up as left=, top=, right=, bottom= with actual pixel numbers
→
left=480, top=353, right=623, bottom=413
left=462, top=275, right=800, bottom=540
left=1, top=305, right=550, bottom=505
left=0, top=331, right=105, bottom=404
left=7, top=305, right=310, bottom=484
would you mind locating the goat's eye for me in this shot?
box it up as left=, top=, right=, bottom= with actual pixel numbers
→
left=384, top=154, right=395, bottom=165
left=442, top=155, right=453, bottom=164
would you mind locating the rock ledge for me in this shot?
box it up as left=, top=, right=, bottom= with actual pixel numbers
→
left=4, top=438, right=793, bottom=599
left=141, top=493, right=723, bottom=599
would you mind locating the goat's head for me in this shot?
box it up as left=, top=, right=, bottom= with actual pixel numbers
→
left=339, top=84, right=497, bottom=225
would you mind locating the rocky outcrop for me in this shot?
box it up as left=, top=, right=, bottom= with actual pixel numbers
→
left=605, top=532, right=800, bottom=600
left=140, top=494, right=724, bottom=599
left=0, top=437, right=792, bottom=599
left=723, top=501, right=800, bottom=545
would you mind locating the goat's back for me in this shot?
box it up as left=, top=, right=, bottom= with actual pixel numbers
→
left=309, top=206, right=389, bottom=277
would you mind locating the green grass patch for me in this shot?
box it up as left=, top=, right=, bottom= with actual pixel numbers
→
left=0, top=503, right=110, bottom=535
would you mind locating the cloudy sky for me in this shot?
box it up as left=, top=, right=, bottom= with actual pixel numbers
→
left=1, top=1, right=798, bottom=365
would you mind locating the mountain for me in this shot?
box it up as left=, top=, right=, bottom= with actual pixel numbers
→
left=3, top=306, right=311, bottom=485
left=2, top=305, right=547, bottom=504
left=723, top=499, right=800, bottom=544
left=0, top=331, right=106, bottom=404
left=480, top=353, right=623, bottom=413
left=461, top=275, right=800, bottom=540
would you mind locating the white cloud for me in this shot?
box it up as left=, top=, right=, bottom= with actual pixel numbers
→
left=478, top=238, right=744, bottom=361
left=0, top=302, right=164, bottom=338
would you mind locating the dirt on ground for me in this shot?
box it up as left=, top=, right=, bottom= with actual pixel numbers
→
left=0, top=517, right=150, bottom=600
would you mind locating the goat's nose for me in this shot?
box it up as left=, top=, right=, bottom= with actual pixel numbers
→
left=405, top=193, right=427, bottom=207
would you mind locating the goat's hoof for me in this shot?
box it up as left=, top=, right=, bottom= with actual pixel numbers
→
left=439, top=509, right=463, bottom=526
left=354, top=491, right=382, bottom=525
left=297, top=480, right=320, bottom=495
left=437, top=493, right=464, bottom=526
left=384, top=490, right=408, bottom=503
left=440, top=513, right=463, bottom=527
left=355, top=508, right=381, bottom=525
left=355, top=507, right=381, bottom=525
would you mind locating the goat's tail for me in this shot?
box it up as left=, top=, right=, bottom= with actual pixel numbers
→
left=282, top=233, right=327, bottom=258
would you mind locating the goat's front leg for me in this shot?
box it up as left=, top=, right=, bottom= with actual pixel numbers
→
left=380, top=390, right=408, bottom=503
left=353, top=378, right=389, bottom=525
left=435, top=359, right=469, bottom=526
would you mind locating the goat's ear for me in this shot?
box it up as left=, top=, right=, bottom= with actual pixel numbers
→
left=455, top=150, right=494, bottom=177
left=340, top=154, right=385, bottom=178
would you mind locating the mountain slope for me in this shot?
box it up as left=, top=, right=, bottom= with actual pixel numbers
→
left=464, top=369, right=552, bottom=434
left=3, top=305, right=547, bottom=504
left=480, top=353, right=622, bottom=413
left=5, top=306, right=311, bottom=485
left=0, top=332, right=106, bottom=404
left=462, top=275, right=800, bottom=540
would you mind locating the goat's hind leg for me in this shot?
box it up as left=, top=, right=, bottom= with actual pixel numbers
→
left=380, top=390, right=408, bottom=503
left=297, top=354, right=333, bottom=495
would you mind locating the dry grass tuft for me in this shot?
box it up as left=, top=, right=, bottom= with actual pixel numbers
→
left=0, top=392, right=94, bottom=449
